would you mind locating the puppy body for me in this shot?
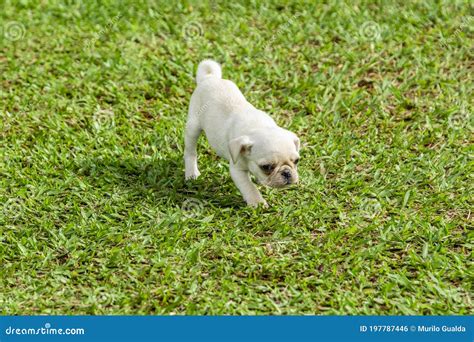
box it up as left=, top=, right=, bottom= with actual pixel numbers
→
left=185, top=60, right=300, bottom=206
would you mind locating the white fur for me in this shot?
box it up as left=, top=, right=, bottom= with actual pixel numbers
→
left=196, top=59, right=222, bottom=85
left=184, top=60, right=300, bottom=207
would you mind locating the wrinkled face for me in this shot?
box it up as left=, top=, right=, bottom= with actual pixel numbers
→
left=245, top=129, right=300, bottom=188
left=249, top=154, right=300, bottom=187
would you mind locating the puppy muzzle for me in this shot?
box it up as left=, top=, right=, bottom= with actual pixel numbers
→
left=264, top=166, right=298, bottom=188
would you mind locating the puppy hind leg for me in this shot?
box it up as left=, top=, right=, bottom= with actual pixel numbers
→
left=184, top=119, right=202, bottom=180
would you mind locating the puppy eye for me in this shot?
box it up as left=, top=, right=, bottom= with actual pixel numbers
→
left=260, top=164, right=275, bottom=173
left=294, top=158, right=300, bottom=165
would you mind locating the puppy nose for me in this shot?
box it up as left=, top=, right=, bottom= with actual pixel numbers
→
left=282, top=170, right=291, bottom=180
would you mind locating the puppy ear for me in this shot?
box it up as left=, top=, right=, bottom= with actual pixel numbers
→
left=228, top=136, right=253, bottom=164
left=288, top=132, right=300, bottom=152
left=293, top=136, right=300, bottom=152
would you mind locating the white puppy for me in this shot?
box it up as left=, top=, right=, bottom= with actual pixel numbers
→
left=184, top=60, right=300, bottom=207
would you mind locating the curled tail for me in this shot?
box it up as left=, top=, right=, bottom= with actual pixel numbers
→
left=196, top=59, right=222, bottom=85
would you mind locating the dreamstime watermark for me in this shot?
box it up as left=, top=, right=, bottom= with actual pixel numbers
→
left=194, top=89, right=245, bottom=118
left=84, top=14, right=122, bottom=49
left=181, top=198, right=207, bottom=218
left=2, top=21, right=26, bottom=41
left=2, top=197, right=24, bottom=221
left=440, top=15, right=473, bottom=48
left=92, top=107, right=115, bottom=130
left=300, top=168, right=319, bottom=186
left=359, top=21, right=381, bottom=41
left=448, top=102, right=471, bottom=129
left=182, top=21, right=204, bottom=41
left=4, top=322, right=85, bottom=336
left=261, top=13, right=301, bottom=52
left=359, top=197, right=382, bottom=219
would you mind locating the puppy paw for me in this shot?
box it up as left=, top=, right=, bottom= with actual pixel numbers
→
left=185, top=169, right=201, bottom=180
left=246, top=199, right=268, bottom=208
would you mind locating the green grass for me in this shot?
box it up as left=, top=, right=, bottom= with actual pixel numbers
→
left=0, top=0, right=472, bottom=315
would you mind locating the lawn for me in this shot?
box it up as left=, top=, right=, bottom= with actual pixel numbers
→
left=0, top=0, right=472, bottom=315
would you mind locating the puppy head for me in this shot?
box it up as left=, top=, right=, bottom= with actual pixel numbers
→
left=229, top=128, right=300, bottom=188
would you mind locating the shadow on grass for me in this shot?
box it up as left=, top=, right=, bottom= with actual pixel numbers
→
left=73, top=155, right=244, bottom=208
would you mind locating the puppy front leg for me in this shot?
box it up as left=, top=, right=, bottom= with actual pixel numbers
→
left=230, top=167, right=267, bottom=207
